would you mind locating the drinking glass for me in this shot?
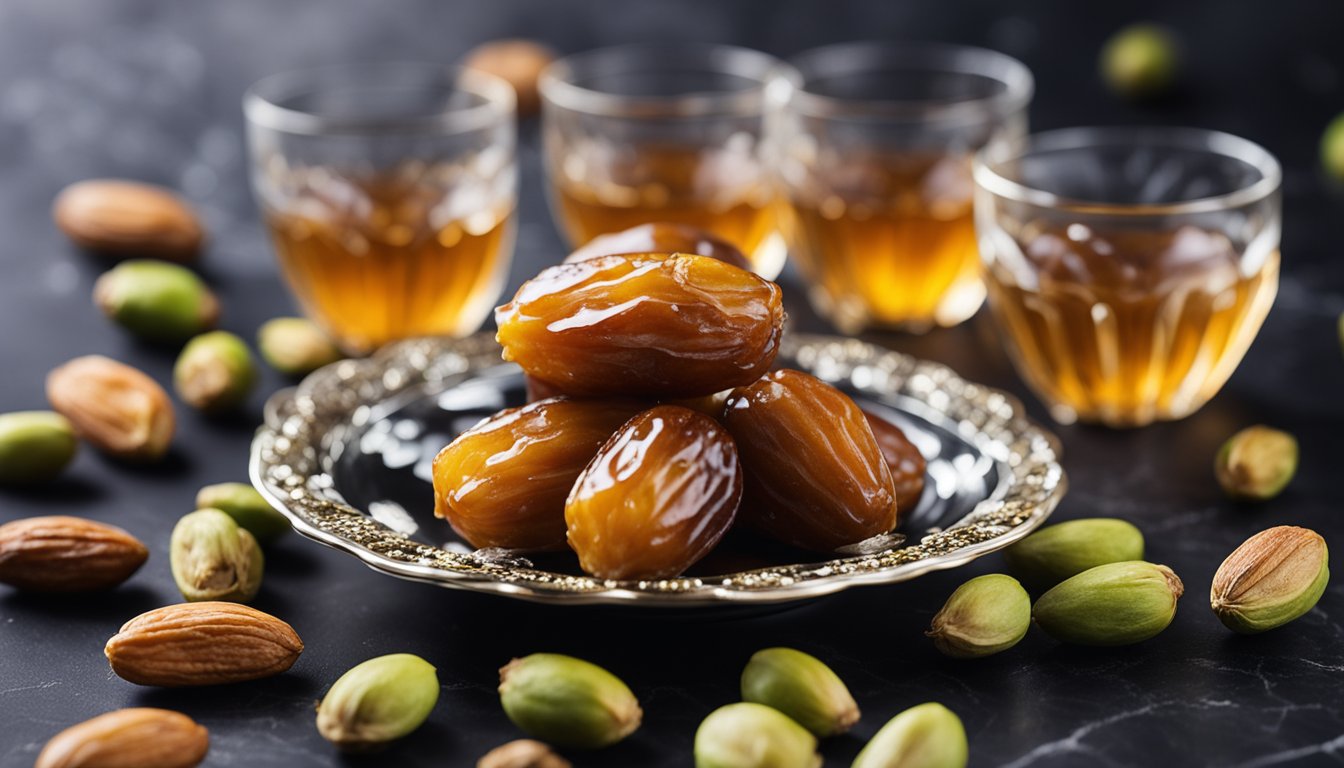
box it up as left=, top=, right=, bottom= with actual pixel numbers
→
left=974, top=127, right=1282, bottom=427
left=776, top=42, right=1033, bottom=332
left=245, top=63, right=517, bottom=354
left=539, top=43, right=792, bottom=278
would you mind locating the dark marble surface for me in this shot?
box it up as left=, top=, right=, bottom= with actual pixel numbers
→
left=3, top=1, right=1344, bottom=766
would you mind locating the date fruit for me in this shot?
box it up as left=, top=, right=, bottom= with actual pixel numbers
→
left=496, top=253, right=784, bottom=398
left=433, top=398, right=645, bottom=551
left=565, top=222, right=752, bottom=270
left=724, top=370, right=898, bottom=551
left=565, top=406, right=741, bottom=580
left=863, top=409, right=926, bottom=514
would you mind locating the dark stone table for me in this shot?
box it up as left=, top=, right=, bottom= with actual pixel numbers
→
left=2, top=1, right=1342, bottom=765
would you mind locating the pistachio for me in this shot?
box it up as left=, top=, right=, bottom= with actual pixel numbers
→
left=0, top=411, right=77, bottom=485
left=1004, top=518, right=1145, bottom=591
left=927, top=574, right=1031, bottom=658
left=170, top=509, right=263, bottom=603
left=694, top=702, right=821, bottom=768
left=1323, top=114, right=1344, bottom=182
left=257, top=317, right=342, bottom=376
left=196, top=482, right=290, bottom=543
left=35, top=707, right=209, bottom=768
left=93, top=260, right=219, bottom=343
left=740, top=647, right=859, bottom=737
left=173, top=331, right=258, bottom=412
left=852, top=702, right=968, bottom=768
left=52, top=179, right=205, bottom=262
left=1033, top=561, right=1183, bottom=646
left=1215, top=425, right=1298, bottom=501
left=1211, top=526, right=1329, bottom=634
left=478, top=739, right=572, bottom=768
left=1101, top=24, right=1178, bottom=98
left=317, top=653, right=439, bottom=751
left=498, top=653, right=641, bottom=749
left=47, top=355, right=175, bottom=461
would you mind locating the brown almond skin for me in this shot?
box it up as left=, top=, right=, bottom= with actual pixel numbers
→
left=724, top=370, right=898, bottom=551
left=863, top=409, right=927, bottom=515
left=47, top=355, right=175, bottom=461
left=0, top=516, right=147, bottom=592
left=565, top=406, right=741, bottom=580
left=565, top=223, right=753, bottom=270
left=53, top=179, right=204, bottom=262
left=433, top=398, right=647, bottom=551
left=36, top=708, right=208, bottom=768
left=463, top=39, right=555, bottom=117
left=105, top=602, right=303, bottom=687
left=496, top=253, right=785, bottom=399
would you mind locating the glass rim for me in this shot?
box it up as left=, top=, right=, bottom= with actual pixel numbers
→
left=786, top=41, right=1034, bottom=122
left=538, top=42, right=797, bottom=119
left=973, top=126, right=1282, bottom=215
left=242, top=62, right=516, bottom=136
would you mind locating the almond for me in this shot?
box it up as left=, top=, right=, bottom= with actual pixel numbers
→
left=0, top=516, right=148, bottom=592
left=105, top=601, right=303, bottom=686
left=36, top=707, right=208, bottom=768
left=47, top=355, right=175, bottom=461
left=53, top=179, right=204, bottom=262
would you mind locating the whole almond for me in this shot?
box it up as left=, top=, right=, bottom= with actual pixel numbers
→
left=53, top=179, right=204, bottom=262
left=0, top=516, right=147, bottom=592
left=47, top=355, right=175, bottom=461
left=105, top=601, right=303, bottom=686
left=36, top=708, right=208, bottom=768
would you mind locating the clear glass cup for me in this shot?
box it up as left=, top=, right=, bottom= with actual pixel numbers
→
left=539, top=43, right=793, bottom=278
left=776, top=42, right=1033, bottom=333
left=973, top=127, right=1282, bottom=427
left=244, top=63, right=517, bottom=354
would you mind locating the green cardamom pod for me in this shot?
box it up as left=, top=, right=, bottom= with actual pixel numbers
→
left=498, top=654, right=641, bottom=749
left=740, top=647, right=859, bottom=737
left=694, top=702, right=821, bottom=768
left=0, top=411, right=77, bottom=485
left=1211, top=526, right=1329, bottom=633
left=169, top=508, right=263, bottom=603
left=1032, top=561, right=1183, bottom=646
left=1004, top=518, right=1145, bottom=591
left=1215, top=425, right=1298, bottom=501
left=196, top=482, right=290, bottom=543
left=927, top=574, right=1030, bottom=658
left=93, top=260, right=219, bottom=343
left=851, top=702, right=968, bottom=768
left=317, top=653, right=439, bottom=751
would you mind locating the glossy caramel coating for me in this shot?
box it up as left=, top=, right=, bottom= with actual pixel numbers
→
left=862, top=409, right=927, bottom=515
left=496, top=253, right=784, bottom=398
left=432, top=398, right=644, bottom=551
left=564, top=222, right=752, bottom=270
left=565, top=406, right=741, bottom=580
left=724, top=370, right=898, bottom=551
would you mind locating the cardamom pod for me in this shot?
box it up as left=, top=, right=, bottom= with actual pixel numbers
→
left=852, top=702, right=968, bottom=768
left=1211, top=526, right=1329, bottom=633
left=927, top=574, right=1031, bottom=658
left=1032, top=561, right=1183, bottom=646
left=196, top=482, right=290, bottom=543
left=170, top=509, right=263, bottom=603
left=1004, top=518, right=1145, bottom=591
left=694, top=702, right=821, bottom=768
left=498, top=654, right=641, bottom=749
left=0, top=411, right=77, bottom=485
left=740, top=647, right=859, bottom=737
left=316, top=653, right=439, bottom=751
left=92, top=260, right=219, bottom=343
left=1215, top=425, right=1297, bottom=501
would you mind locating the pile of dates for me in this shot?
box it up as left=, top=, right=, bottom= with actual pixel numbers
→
left=432, top=224, right=925, bottom=580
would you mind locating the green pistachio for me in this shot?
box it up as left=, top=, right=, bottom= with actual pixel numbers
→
left=173, top=331, right=258, bottom=412
left=93, top=260, right=219, bottom=343
left=694, top=702, right=821, bottom=768
left=0, top=411, right=77, bottom=485
left=169, top=508, right=263, bottom=603
left=852, top=702, right=968, bottom=768
left=1215, top=425, right=1298, bottom=501
left=498, top=654, right=641, bottom=749
left=195, top=482, right=290, bottom=543
left=1033, top=561, right=1183, bottom=646
left=1101, top=24, right=1178, bottom=98
left=1211, top=526, right=1329, bottom=634
left=1322, top=114, right=1344, bottom=182
left=257, top=317, right=342, bottom=376
left=317, top=653, right=439, bottom=751
left=740, top=647, right=859, bottom=737
left=927, top=574, right=1031, bottom=659
left=1004, top=518, right=1146, bottom=591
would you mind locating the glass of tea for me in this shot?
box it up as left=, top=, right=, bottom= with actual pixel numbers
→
left=539, top=44, right=793, bottom=279
left=244, top=64, right=517, bottom=354
left=777, top=43, right=1033, bottom=333
left=974, top=127, right=1282, bottom=427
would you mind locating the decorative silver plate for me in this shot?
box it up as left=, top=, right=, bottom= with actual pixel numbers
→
left=249, top=333, right=1066, bottom=607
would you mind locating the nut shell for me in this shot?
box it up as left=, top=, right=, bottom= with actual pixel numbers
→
left=35, top=708, right=208, bottom=768
left=47, top=355, right=175, bottom=461
left=0, top=516, right=147, bottom=592
left=53, top=179, right=204, bottom=262
left=1211, top=525, right=1329, bottom=634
